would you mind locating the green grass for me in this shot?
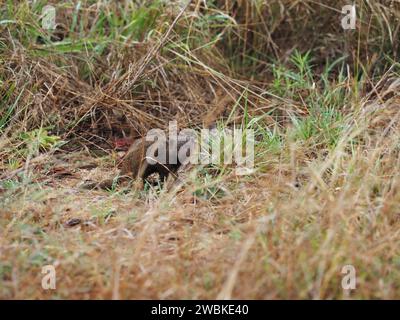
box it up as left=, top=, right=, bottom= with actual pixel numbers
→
left=0, top=0, right=399, bottom=300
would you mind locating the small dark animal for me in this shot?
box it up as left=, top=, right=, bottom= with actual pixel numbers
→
left=120, top=133, right=195, bottom=184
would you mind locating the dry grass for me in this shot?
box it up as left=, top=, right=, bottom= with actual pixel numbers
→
left=1, top=0, right=400, bottom=299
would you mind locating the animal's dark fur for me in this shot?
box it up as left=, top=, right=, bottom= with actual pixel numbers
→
left=120, top=133, right=195, bottom=183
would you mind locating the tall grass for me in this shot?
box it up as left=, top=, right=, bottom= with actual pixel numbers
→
left=0, top=0, right=400, bottom=299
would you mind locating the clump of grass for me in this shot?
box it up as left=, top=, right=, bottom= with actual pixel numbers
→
left=0, top=0, right=400, bottom=300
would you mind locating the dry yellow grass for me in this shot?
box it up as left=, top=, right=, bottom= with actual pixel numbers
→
left=1, top=0, right=400, bottom=299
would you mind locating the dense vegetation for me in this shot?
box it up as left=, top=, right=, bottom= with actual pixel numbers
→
left=1, top=0, right=400, bottom=299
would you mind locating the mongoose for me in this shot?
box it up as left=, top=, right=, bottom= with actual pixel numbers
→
left=84, top=92, right=235, bottom=190
left=81, top=132, right=195, bottom=190
left=119, top=133, right=195, bottom=183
